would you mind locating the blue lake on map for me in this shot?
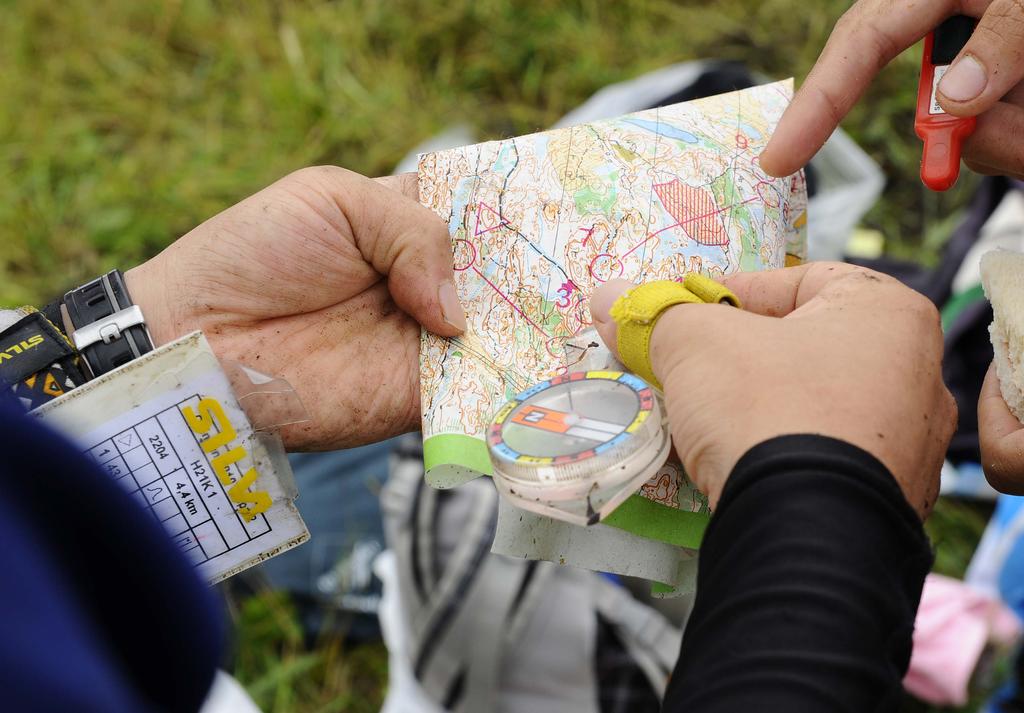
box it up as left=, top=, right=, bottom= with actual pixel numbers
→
left=621, top=118, right=698, bottom=144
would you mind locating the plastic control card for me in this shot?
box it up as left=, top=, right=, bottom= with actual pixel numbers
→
left=32, top=331, right=309, bottom=584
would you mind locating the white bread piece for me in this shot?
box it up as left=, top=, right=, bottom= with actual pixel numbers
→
left=981, top=249, right=1024, bottom=422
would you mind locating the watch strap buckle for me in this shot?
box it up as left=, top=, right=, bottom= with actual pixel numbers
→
left=72, top=305, right=147, bottom=352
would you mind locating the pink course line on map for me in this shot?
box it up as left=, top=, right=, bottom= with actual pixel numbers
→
left=471, top=266, right=549, bottom=337
left=475, top=202, right=509, bottom=236
left=620, top=196, right=759, bottom=259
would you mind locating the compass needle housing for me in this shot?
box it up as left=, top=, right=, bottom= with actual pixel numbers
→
left=487, top=370, right=671, bottom=526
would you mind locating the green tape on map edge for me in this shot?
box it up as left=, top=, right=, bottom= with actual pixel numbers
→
left=423, top=433, right=493, bottom=476
left=604, top=494, right=710, bottom=550
left=422, top=434, right=707, bottom=549
left=651, top=581, right=676, bottom=596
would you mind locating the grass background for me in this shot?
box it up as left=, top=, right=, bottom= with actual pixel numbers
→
left=0, top=0, right=1000, bottom=711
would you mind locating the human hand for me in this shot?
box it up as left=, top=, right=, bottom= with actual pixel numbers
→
left=125, top=167, right=465, bottom=450
left=589, top=263, right=957, bottom=518
left=980, top=362, right=1024, bottom=491
left=760, top=0, right=1024, bottom=179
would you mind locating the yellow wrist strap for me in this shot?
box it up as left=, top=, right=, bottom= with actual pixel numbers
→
left=608, top=274, right=740, bottom=389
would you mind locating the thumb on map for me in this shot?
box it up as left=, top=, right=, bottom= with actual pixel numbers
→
left=590, top=278, right=739, bottom=389
left=590, top=280, right=634, bottom=361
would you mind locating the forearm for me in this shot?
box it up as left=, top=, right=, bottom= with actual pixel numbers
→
left=664, top=435, right=932, bottom=712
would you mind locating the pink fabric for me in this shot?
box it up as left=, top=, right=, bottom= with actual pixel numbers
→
left=904, top=573, right=1021, bottom=706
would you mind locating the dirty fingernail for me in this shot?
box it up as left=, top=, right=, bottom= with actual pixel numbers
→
left=938, top=55, right=987, bottom=103
left=439, top=280, right=467, bottom=331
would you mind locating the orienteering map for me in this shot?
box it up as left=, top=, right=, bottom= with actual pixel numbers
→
left=418, top=80, right=807, bottom=498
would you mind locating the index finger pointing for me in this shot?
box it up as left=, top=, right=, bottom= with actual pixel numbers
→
left=759, top=0, right=959, bottom=177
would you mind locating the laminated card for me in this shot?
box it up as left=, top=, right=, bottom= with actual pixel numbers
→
left=33, top=332, right=309, bottom=584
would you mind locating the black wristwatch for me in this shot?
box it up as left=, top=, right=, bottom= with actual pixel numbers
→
left=59, top=270, right=154, bottom=379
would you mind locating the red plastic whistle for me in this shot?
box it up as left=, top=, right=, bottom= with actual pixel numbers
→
left=915, top=17, right=977, bottom=191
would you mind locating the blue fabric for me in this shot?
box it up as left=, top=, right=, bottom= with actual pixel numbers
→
left=255, top=445, right=393, bottom=641
left=975, top=494, right=1024, bottom=622
left=999, top=533, right=1024, bottom=624
left=992, top=493, right=1024, bottom=530
left=0, top=398, right=223, bottom=712
left=260, top=444, right=392, bottom=597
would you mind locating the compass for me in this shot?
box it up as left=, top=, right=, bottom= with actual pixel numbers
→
left=486, top=369, right=671, bottom=526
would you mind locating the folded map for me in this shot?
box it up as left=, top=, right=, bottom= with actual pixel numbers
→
left=418, top=79, right=807, bottom=507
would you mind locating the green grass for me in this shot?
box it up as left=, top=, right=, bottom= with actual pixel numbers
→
left=228, top=591, right=387, bottom=713
left=1, top=0, right=974, bottom=307
left=0, top=1, right=1002, bottom=710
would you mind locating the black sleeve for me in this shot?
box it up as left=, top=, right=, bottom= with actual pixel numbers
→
left=662, top=435, right=933, bottom=713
